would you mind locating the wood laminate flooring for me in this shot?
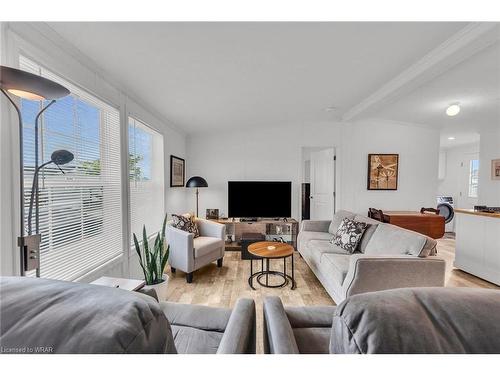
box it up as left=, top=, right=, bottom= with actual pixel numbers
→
left=164, top=234, right=499, bottom=353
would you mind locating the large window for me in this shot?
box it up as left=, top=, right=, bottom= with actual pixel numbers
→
left=468, top=159, right=479, bottom=198
left=128, top=117, right=165, bottom=243
left=20, top=56, right=123, bottom=281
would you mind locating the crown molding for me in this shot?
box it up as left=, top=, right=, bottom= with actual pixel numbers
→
left=342, top=22, right=500, bottom=121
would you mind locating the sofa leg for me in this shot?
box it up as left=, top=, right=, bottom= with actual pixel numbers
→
left=171, top=267, right=176, bottom=273
left=217, top=258, right=223, bottom=268
left=186, top=272, right=193, bottom=283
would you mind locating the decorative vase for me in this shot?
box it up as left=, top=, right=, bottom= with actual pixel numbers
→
left=142, top=274, right=169, bottom=301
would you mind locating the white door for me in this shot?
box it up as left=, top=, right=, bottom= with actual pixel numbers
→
left=310, top=148, right=335, bottom=220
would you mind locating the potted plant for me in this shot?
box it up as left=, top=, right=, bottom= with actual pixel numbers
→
left=133, top=214, right=170, bottom=301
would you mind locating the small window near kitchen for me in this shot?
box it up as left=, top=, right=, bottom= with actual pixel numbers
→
left=468, top=159, right=479, bottom=198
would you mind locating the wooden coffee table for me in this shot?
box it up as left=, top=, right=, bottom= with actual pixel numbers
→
left=247, top=241, right=296, bottom=290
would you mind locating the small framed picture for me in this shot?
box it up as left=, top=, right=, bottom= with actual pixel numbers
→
left=206, top=209, right=219, bottom=220
left=170, top=155, right=185, bottom=187
left=367, top=154, right=399, bottom=190
left=492, top=159, right=500, bottom=180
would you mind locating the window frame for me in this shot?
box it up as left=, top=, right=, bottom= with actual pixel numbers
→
left=19, top=54, right=125, bottom=281
left=127, top=115, right=165, bottom=253
left=468, top=159, right=479, bottom=198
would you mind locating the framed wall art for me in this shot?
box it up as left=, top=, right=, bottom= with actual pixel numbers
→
left=492, top=159, right=500, bottom=180
left=170, top=155, right=185, bottom=187
left=367, top=154, right=399, bottom=190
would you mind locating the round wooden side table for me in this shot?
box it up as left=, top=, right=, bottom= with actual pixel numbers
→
left=247, top=241, right=296, bottom=290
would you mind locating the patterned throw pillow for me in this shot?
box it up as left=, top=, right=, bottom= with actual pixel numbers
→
left=172, top=214, right=200, bottom=238
left=331, top=218, right=368, bottom=253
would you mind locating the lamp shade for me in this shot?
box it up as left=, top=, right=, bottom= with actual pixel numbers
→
left=186, top=176, right=208, bottom=188
left=50, top=149, right=74, bottom=165
left=0, top=65, right=70, bottom=100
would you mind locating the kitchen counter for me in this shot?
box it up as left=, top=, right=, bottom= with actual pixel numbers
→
left=454, top=209, right=500, bottom=286
left=454, top=208, right=500, bottom=219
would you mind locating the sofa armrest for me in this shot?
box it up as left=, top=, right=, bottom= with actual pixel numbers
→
left=166, top=226, right=194, bottom=271
left=300, top=220, right=331, bottom=233
left=262, top=297, right=300, bottom=354
left=343, top=254, right=446, bottom=298
left=217, top=298, right=256, bottom=354
left=196, top=218, right=225, bottom=240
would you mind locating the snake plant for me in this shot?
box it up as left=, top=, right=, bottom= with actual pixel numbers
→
left=133, top=214, right=169, bottom=285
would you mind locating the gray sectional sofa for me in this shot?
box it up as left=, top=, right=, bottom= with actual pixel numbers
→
left=0, top=276, right=256, bottom=354
left=298, top=210, right=446, bottom=303
left=263, top=288, right=500, bottom=354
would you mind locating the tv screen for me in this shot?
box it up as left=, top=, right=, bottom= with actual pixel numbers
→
left=228, top=181, right=291, bottom=218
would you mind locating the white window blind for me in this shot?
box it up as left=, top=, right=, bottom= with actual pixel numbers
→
left=20, top=56, right=123, bottom=281
left=129, top=117, right=165, bottom=243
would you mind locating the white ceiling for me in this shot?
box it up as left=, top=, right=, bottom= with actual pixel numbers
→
left=367, top=40, right=500, bottom=149
left=47, top=22, right=468, bottom=134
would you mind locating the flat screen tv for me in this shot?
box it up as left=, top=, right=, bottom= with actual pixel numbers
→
left=228, top=181, right=291, bottom=218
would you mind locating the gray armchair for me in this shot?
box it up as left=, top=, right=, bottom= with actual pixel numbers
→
left=161, top=298, right=256, bottom=354
left=167, top=217, right=225, bottom=283
left=263, top=288, right=500, bottom=354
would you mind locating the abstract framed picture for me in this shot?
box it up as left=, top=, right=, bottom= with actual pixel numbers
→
left=170, top=155, right=185, bottom=187
left=367, top=154, right=399, bottom=190
left=492, top=159, right=500, bottom=180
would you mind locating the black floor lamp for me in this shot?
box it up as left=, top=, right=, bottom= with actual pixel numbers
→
left=186, top=176, right=208, bottom=217
left=1, top=65, right=71, bottom=276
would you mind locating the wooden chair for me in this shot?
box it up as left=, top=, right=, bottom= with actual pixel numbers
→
left=420, top=207, right=440, bottom=215
left=368, top=208, right=386, bottom=222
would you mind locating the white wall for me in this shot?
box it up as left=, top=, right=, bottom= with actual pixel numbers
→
left=340, top=120, right=440, bottom=215
left=478, top=126, right=500, bottom=206
left=187, top=119, right=440, bottom=219
left=0, top=22, right=16, bottom=276
left=0, top=23, right=188, bottom=278
left=437, top=143, right=480, bottom=208
left=186, top=122, right=342, bottom=219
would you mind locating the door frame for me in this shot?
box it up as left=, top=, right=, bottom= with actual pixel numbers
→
left=299, top=146, right=341, bottom=223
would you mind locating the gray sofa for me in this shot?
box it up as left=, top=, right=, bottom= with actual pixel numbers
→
left=0, top=277, right=255, bottom=354
left=167, top=217, right=225, bottom=283
left=298, top=210, right=446, bottom=303
left=263, top=288, right=500, bottom=354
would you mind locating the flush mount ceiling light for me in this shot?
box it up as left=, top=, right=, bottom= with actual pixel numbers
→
left=446, top=103, right=461, bottom=117
left=448, top=136, right=456, bottom=140
left=325, top=106, right=337, bottom=112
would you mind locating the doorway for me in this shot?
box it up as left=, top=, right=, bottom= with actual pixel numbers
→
left=301, top=147, right=336, bottom=221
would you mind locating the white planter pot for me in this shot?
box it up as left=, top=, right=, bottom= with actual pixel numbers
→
left=142, top=274, right=169, bottom=301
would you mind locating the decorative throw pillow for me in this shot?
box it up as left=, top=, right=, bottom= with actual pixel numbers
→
left=172, top=214, right=200, bottom=238
left=331, top=218, right=368, bottom=253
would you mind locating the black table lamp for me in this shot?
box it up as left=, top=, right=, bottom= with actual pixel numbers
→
left=186, top=176, right=208, bottom=217
left=1, top=65, right=70, bottom=276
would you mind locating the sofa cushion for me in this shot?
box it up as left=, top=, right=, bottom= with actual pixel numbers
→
left=161, top=301, right=231, bottom=332
left=285, top=305, right=336, bottom=328
left=320, top=253, right=351, bottom=286
left=293, top=327, right=332, bottom=354
left=193, top=236, right=224, bottom=258
left=307, top=240, right=350, bottom=255
left=353, top=215, right=380, bottom=253
left=171, top=325, right=223, bottom=354
left=299, top=231, right=334, bottom=252
left=328, top=210, right=356, bottom=235
left=363, top=224, right=428, bottom=257
left=330, top=287, right=500, bottom=354
left=331, top=218, right=368, bottom=253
